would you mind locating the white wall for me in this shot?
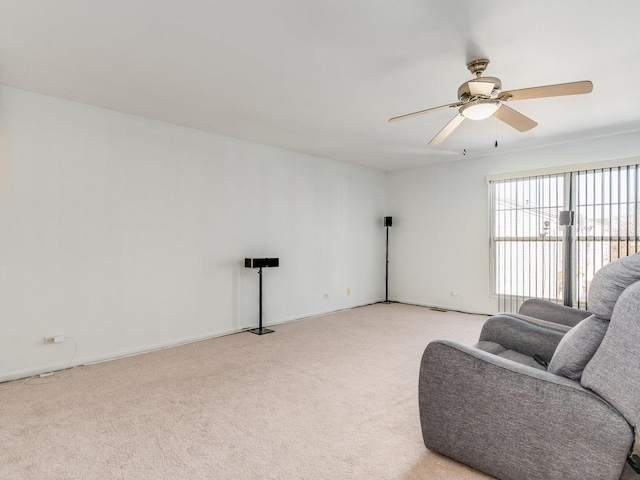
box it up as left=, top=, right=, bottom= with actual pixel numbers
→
left=0, top=86, right=387, bottom=382
left=387, top=132, right=640, bottom=314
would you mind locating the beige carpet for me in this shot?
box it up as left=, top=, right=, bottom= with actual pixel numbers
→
left=0, top=303, right=494, bottom=480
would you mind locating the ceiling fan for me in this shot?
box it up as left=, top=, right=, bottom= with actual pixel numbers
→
left=389, top=59, right=593, bottom=145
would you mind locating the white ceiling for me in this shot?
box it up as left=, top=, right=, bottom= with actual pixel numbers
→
left=2, top=1, right=640, bottom=172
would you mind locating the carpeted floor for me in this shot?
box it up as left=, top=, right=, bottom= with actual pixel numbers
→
left=0, top=303, right=494, bottom=480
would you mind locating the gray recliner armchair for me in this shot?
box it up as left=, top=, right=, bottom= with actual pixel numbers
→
left=419, top=253, right=640, bottom=480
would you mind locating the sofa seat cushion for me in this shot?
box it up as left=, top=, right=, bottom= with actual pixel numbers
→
left=474, top=341, right=546, bottom=370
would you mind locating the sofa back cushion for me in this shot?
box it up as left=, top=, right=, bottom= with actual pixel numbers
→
left=581, top=281, right=640, bottom=425
left=588, top=253, right=640, bottom=320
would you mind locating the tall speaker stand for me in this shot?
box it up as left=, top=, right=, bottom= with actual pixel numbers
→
left=383, top=224, right=391, bottom=304
left=248, top=267, right=274, bottom=335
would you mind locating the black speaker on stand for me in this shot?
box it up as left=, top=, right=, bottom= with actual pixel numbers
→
left=383, top=216, right=392, bottom=304
left=245, top=258, right=279, bottom=335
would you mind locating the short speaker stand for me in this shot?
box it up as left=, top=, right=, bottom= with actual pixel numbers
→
left=248, top=267, right=274, bottom=335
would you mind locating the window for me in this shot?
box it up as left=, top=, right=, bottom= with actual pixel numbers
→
left=489, top=163, right=639, bottom=312
left=574, top=167, right=638, bottom=308
left=491, top=174, right=565, bottom=312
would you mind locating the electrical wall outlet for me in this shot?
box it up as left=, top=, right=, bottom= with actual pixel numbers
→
left=44, top=336, right=65, bottom=345
left=346, top=287, right=351, bottom=296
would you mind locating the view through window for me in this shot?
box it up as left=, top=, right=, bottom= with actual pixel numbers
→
left=490, top=165, right=639, bottom=312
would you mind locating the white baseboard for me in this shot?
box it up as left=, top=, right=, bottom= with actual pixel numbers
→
left=390, top=298, right=493, bottom=317
left=1, top=299, right=384, bottom=384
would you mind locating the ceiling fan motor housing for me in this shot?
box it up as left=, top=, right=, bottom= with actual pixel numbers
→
left=457, top=77, right=502, bottom=102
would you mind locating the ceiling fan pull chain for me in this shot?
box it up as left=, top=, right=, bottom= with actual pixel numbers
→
left=463, top=120, right=468, bottom=155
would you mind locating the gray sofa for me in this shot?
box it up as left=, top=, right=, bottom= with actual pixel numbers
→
left=419, top=253, right=640, bottom=480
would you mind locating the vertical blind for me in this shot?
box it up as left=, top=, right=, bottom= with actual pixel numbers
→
left=490, top=164, right=639, bottom=313
left=574, top=165, right=639, bottom=308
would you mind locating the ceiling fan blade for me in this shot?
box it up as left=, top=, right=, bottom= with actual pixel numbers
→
left=494, top=104, right=538, bottom=132
left=389, top=102, right=462, bottom=123
left=428, top=114, right=465, bottom=145
left=468, top=80, right=495, bottom=97
left=498, top=80, right=593, bottom=102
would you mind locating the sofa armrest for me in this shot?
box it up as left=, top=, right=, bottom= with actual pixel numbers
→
left=499, top=313, right=573, bottom=333
left=518, top=298, right=591, bottom=327
left=479, top=314, right=565, bottom=362
left=419, top=340, right=633, bottom=480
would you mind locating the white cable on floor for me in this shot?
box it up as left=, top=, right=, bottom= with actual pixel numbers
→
left=0, top=336, right=79, bottom=392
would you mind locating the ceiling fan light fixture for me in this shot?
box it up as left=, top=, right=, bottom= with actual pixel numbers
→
left=460, top=100, right=500, bottom=120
